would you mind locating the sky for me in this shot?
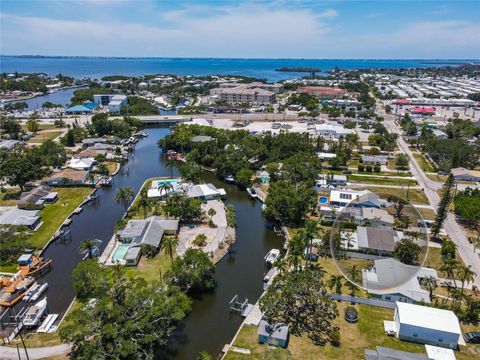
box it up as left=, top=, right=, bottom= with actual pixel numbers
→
left=1, top=0, right=479, bottom=59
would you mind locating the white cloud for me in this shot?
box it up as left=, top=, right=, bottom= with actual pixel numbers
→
left=317, top=9, right=338, bottom=18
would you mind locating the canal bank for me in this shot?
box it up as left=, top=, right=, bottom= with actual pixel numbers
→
left=10, top=127, right=281, bottom=359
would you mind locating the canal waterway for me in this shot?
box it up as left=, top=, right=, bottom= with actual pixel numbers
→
left=36, top=127, right=280, bottom=359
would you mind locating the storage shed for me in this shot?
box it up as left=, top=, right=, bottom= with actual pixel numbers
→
left=258, top=320, right=289, bottom=348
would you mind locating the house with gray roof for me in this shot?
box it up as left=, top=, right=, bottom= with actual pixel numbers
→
left=356, top=226, right=404, bottom=255
left=18, top=185, right=58, bottom=210
left=0, top=208, right=42, bottom=230
left=361, top=155, right=389, bottom=166
left=118, top=216, right=179, bottom=265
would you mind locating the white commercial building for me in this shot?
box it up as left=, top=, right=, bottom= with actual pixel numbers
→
left=315, top=124, right=355, bottom=139
left=394, top=302, right=461, bottom=350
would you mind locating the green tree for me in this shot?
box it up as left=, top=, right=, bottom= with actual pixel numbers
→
left=114, top=186, right=134, bottom=209
left=71, top=260, right=108, bottom=299
left=387, top=195, right=408, bottom=219
left=441, top=239, right=457, bottom=260
left=161, top=235, right=179, bottom=264
left=179, top=160, right=203, bottom=183
left=137, top=196, right=150, bottom=219
left=395, top=153, right=409, bottom=170
left=328, top=274, right=344, bottom=294
left=165, top=158, right=176, bottom=178
left=65, top=129, right=75, bottom=147
left=0, top=153, right=39, bottom=191
left=79, top=239, right=98, bottom=259
left=393, top=238, right=422, bottom=265
left=423, top=276, right=437, bottom=302
left=260, top=268, right=338, bottom=345
left=61, top=271, right=191, bottom=359
left=431, top=174, right=455, bottom=241
left=167, top=248, right=216, bottom=293
left=346, top=265, right=361, bottom=295
left=457, top=265, right=476, bottom=292
left=235, top=168, right=255, bottom=189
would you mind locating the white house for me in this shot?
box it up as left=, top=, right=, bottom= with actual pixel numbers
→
left=315, top=174, right=347, bottom=187
left=68, top=158, right=96, bottom=171
left=363, top=258, right=437, bottom=303
left=394, top=302, right=461, bottom=350
left=186, top=183, right=226, bottom=200
left=93, top=94, right=127, bottom=112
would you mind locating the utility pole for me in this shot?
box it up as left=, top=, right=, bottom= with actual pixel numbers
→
left=18, top=331, right=30, bottom=360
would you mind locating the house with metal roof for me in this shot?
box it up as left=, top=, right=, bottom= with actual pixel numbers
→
left=68, top=158, right=96, bottom=171
left=0, top=208, right=42, bottom=230
left=362, top=258, right=437, bottom=303
left=365, top=346, right=432, bottom=360
left=185, top=183, right=226, bottom=200
left=361, top=155, right=389, bottom=166
left=258, top=320, right=289, bottom=348
left=65, top=102, right=97, bottom=114
left=393, top=302, right=462, bottom=349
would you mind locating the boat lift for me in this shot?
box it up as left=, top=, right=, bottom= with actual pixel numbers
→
left=229, top=295, right=253, bottom=318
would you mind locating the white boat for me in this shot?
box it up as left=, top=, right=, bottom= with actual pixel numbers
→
left=264, top=249, right=280, bottom=267
left=23, top=283, right=39, bottom=302
left=23, top=298, right=47, bottom=327
left=224, top=175, right=235, bottom=183
left=73, top=207, right=83, bottom=214
left=246, top=187, right=258, bottom=199
left=28, top=283, right=48, bottom=302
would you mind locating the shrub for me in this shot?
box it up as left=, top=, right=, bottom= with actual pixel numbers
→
left=373, top=165, right=381, bottom=173
left=358, top=164, right=365, bottom=172
left=330, top=327, right=341, bottom=347
left=365, top=165, right=373, bottom=172
left=141, top=244, right=159, bottom=258
left=193, top=234, right=207, bottom=247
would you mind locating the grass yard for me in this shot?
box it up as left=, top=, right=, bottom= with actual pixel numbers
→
left=28, top=131, right=63, bottom=144
left=424, top=247, right=465, bottom=275
left=0, top=187, right=21, bottom=206
left=104, top=161, right=120, bottom=175
left=413, top=152, right=435, bottom=173
left=123, top=249, right=175, bottom=282
left=225, top=303, right=477, bottom=360
left=355, top=186, right=429, bottom=205
left=29, top=187, right=92, bottom=249
left=348, top=175, right=417, bottom=187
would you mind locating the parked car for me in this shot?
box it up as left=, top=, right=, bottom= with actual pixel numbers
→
left=343, top=170, right=352, bottom=175
left=464, top=332, right=480, bottom=344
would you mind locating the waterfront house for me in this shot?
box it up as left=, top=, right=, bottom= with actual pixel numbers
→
left=41, top=169, right=89, bottom=186
left=186, top=183, right=226, bottom=201
left=393, top=302, right=461, bottom=350
left=82, top=138, right=108, bottom=149
left=255, top=170, right=270, bottom=183
left=0, top=139, right=25, bottom=150
left=118, top=217, right=179, bottom=265
left=356, top=226, right=404, bottom=255
left=18, top=185, right=58, bottom=210
left=345, top=207, right=394, bottom=228
left=315, top=174, right=347, bottom=187
left=362, top=258, right=437, bottom=304
left=258, top=320, right=289, bottom=348
left=68, top=158, right=96, bottom=171
left=0, top=208, right=42, bottom=230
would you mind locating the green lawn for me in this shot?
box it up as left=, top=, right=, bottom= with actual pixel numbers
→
left=29, top=187, right=92, bottom=249
left=123, top=249, right=175, bottom=282
left=348, top=175, right=417, bottom=186
left=355, top=186, right=429, bottom=205
left=413, top=152, right=435, bottom=173
left=28, top=131, right=63, bottom=144
left=225, top=303, right=477, bottom=360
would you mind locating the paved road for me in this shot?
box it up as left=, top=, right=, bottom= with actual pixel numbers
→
left=0, top=344, right=70, bottom=360
left=377, top=101, right=480, bottom=286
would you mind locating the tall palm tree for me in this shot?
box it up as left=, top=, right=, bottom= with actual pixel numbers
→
left=440, top=257, right=459, bottom=286
left=274, top=259, right=288, bottom=275
left=343, top=232, right=354, bottom=250
left=137, top=197, right=150, bottom=219
left=457, top=265, right=476, bottom=293
left=79, top=239, right=97, bottom=259
left=115, top=186, right=134, bottom=209
left=165, top=159, right=176, bottom=178
left=286, top=235, right=303, bottom=271
left=346, top=265, right=361, bottom=295
left=423, top=276, right=437, bottom=302
left=328, top=274, right=344, bottom=294
left=158, top=182, right=173, bottom=199
left=302, top=220, right=320, bottom=268
left=161, top=236, right=179, bottom=264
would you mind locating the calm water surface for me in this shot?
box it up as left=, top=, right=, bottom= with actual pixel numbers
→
left=37, top=127, right=280, bottom=359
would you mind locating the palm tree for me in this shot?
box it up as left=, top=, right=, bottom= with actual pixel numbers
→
left=273, top=259, right=288, bottom=275
left=457, top=265, right=476, bottom=293
left=286, top=235, right=303, bottom=271
left=346, top=265, right=361, bottom=295
left=448, top=287, right=464, bottom=313
left=165, top=159, right=176, bottom=178
left=343, top=232, right=354, bottom=250
left=440, top=257, right=459, bottom=286
left=137, top=197, right=150, bottom=219
left=328, top=274, right=344, bottom=294
left=158, top=181, right=173, bottom=199
left=161, top=235, right=179, bottom=264
left=302, top=220, right=320, bottom=268
left=79, top=239, right=97, bottom=259
left=115, top=186, right=134, bottom=209
left=423, top=276, right=437, bottom=302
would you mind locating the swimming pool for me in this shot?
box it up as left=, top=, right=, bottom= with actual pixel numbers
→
left=151, top=179, right=180, bottom=188
left=319, top=196, right=329, bottom=204
left=112, top=244, right=130, bottom=261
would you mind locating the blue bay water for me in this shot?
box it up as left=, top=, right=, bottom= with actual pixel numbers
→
left=1, top=56, right=477, bottom=82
